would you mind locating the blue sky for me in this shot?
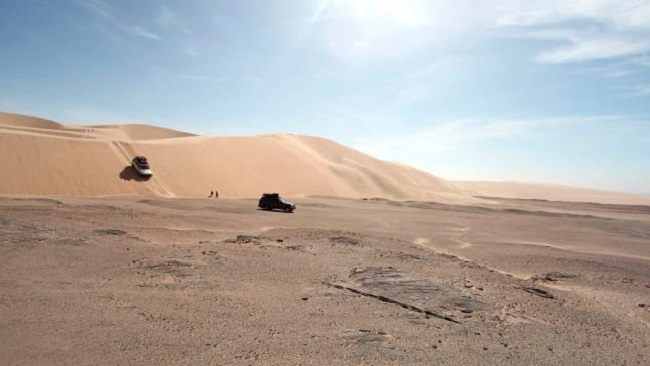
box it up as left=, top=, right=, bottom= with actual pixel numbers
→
left=1, top=0, right=649, bottom=193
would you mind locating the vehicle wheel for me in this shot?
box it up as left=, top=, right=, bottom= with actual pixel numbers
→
left=284, top=206, right=292, bottom=213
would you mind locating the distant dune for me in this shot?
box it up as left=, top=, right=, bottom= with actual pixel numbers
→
left=3, top=111, right=648, bottom=205
left=456, top=181, right=650, bottom=205
left=0, top=111, right=475, bottom=203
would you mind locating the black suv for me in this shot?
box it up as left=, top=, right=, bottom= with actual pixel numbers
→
left=258, top=193, right=296, bottom=213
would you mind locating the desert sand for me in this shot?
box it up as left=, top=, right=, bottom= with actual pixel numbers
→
left=1, top=111, right=649, bottom=365
left=456, top=181, right=650, bottom=206
left=1, top=195, right=648, bottom=365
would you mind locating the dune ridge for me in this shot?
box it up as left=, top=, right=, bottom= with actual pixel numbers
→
left=0, top=111, right=477, bottom=203
left=3, top=111, right=648, bottom=205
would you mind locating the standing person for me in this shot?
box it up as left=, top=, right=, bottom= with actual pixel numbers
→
left=215, top=190, right=219, bottom=198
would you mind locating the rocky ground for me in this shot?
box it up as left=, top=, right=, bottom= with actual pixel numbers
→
left=0, top=195, right=648, bottom=365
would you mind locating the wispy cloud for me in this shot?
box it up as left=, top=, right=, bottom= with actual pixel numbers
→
left=312, top=1, right=650, bottom=66
left=624, top=85, right=650, bottom=97
left=78, top=0, right=160, bottom=41
left=158, top=4, right=175, bottom=26
left=577, top=55, right=650, bottom=78
left=150, top=66, right=227, bottom=83
left=533, top=33, right=650, bottom=64
left=489, top=0, right=650, bottom=32
left=184, top=45, right=200, bottom=57
left=91, top=22, right=135, bottom=49
left=489, top=1, right=650, bottom=64
left=314, top=0, right=472, bottom=62
left=352, top=115, right=625, bottom=158
left=119, top=24, right=160, bottom=40
left=78, top=0, right=111, bottom=19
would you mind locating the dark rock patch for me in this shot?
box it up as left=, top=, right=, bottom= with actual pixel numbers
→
left=522, top=286, right=554, bottom=299
left=532, top=272, right=578, bottom=282
left=379, top=251, right=423, bottom=261
left=285, top=245, right=308, bottom=251
left=94, top=229, right=127, bottom=236
left=339, top=329, right=388, bottom=344
left=328, top=267, right=487, bottom=323
left=223, top=235, right=264, bottom=245
left=329, top=236, right=360, bottom=245
left=129, top=257, right=206, bottom=278
left=52, top=238, right=87, bottom=246
left=201, top=250, right=220, bottom=259
left=438, top=253, right=462, bottom=262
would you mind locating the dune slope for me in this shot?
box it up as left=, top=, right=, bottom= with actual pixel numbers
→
left=0, top=111, right=476, bottom=203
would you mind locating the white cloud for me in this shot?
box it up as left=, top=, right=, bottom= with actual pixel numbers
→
left=119, top=24, right=160, bottom=40
left=315, top=0, right=473, bottom=62
left=625, top=85, right=650, bottom=97
left=78, top=0, right=160, bottom=41
left=534, top=34, right=650, bottom=63
left=92, top=22, right=134, bottom=48
left=150, top=66, right=227, bottom=83
left=352, top=116, right=624, bottom=158
left=577, top=55, right=650, bottom=77
left=312, top=0, right=650, bottom=65
left=485, top=1, right=650, bottom=64
left=184, top=45, right=200, bottom=57
left=78, top=0, right=111, bottom=19
left=158, top=4, right=175, bottom=26
left=488, top=0, right=650, bottom=31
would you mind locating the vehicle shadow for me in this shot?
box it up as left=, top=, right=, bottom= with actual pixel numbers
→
left=119, top=166, right=151, bottom=181
left=256, top=208, right=294, bottom=214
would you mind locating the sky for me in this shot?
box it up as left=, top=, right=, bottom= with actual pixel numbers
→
left=1, top=0, right=649, bottom=193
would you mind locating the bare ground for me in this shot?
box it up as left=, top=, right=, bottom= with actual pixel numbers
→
left=0, top=195, right=648, bottom=365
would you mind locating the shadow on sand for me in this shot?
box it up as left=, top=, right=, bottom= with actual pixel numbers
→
left=256, top=208, right=294, bottom=214
left=119, top=166, right=151, bottom=182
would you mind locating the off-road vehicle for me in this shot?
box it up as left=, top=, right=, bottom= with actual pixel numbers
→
left=131, top=156, right=153, bottom=177
left=258, top=193, right=296, bottom=213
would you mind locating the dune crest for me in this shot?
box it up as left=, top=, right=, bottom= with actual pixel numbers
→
left=0, top=111, right=477, bottom=203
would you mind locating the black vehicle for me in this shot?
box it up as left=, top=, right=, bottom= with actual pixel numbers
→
left=258, top=193, right=296, bottom=213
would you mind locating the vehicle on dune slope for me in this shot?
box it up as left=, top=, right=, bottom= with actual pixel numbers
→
left=131, top=156, right=153, bottom=177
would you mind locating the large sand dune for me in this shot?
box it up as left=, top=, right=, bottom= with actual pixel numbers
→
left=3, top=111, right=648, bottom=205
left=0, top=111, right=474, bottom=202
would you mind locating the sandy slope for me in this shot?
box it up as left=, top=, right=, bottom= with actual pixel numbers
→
left=0, top=111, right=475, bottom=202
left=456, top=181, right=650, bottom=205
left=0, top=111, right=195, bottom=140
left=3, top=111, right=647, bottom=205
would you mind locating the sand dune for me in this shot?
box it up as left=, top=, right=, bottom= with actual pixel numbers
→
left=3, top=111, right=647, bottom=205
left=0, top=111, right=195, bottom=141
left=0, top=111, right=476, bottom=203
left=456, top=181, right=650, bottom=205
